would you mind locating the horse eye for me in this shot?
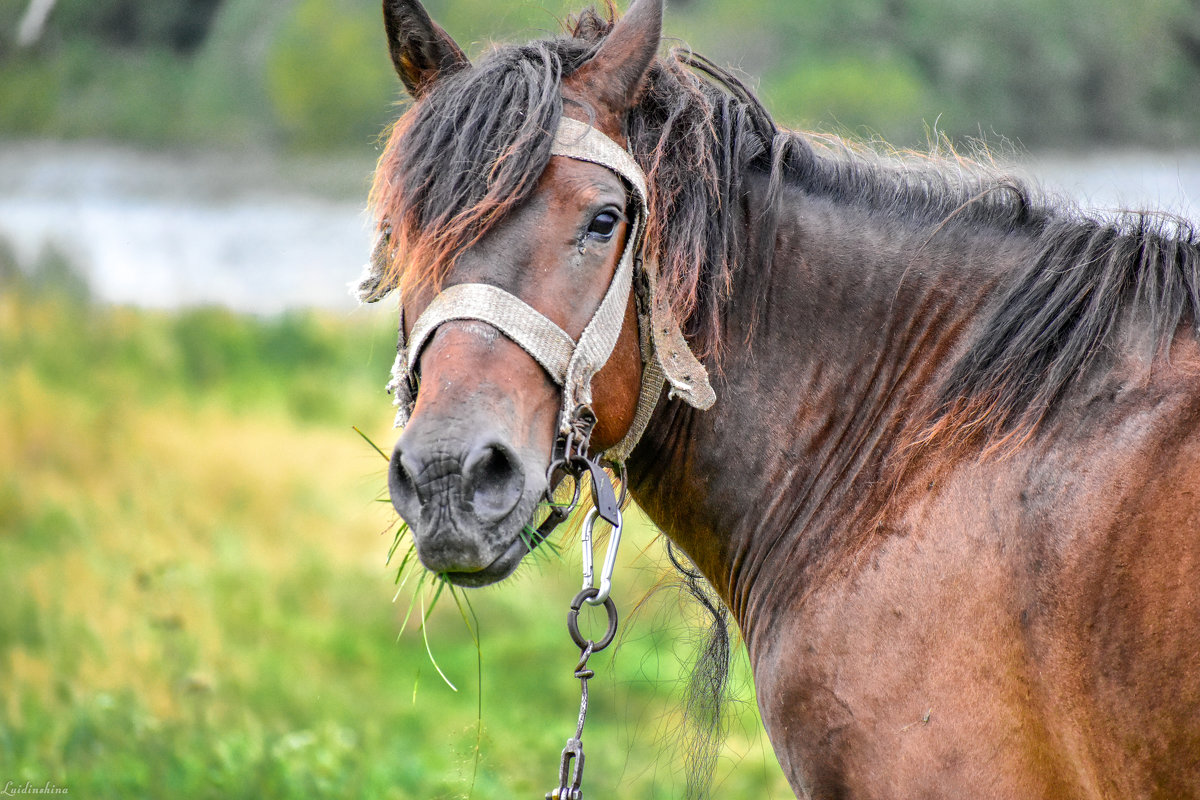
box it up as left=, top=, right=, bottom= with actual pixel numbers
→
left=586, top=210, right=620, bottom=241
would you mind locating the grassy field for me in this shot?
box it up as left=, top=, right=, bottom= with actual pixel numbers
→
left=0, top=259, right=788, bottom=798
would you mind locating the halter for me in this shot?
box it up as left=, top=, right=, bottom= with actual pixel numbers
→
left=357, top=116, right=715, bottom=464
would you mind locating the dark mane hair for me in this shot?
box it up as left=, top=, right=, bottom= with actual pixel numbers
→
left=919, top=210, right=1200, bottom=452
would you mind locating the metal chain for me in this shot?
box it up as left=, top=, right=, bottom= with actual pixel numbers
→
left=547, top=641, right=593, bottom=800
left=548, top=589, right=619, bottom=800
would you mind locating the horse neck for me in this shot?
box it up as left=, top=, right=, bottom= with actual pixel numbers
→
left=627, top=168, right=1025, bottom=638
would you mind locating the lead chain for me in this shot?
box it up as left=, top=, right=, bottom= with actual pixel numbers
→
left=548, top=588, right=619, bottom=800
left=546, top=641, right=594, bottom=800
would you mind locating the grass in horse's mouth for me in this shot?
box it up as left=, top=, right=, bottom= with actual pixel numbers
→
left=356, top=425, right=570, bottom=692
left=519, top=515, right=565, bottom=558
left=355, top=426, right=462, bottom=689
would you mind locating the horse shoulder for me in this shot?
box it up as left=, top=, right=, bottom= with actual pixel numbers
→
left=752, top=341, right=1200, bottom=798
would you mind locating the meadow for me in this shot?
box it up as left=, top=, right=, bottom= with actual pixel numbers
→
left=0, top=248, right=788, bottom=798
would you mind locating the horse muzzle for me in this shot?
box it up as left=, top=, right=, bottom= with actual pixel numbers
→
left=388, top=422, right=548, bottom=584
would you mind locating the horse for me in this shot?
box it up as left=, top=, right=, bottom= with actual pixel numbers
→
left=358, top=1, right=1200, bottom=796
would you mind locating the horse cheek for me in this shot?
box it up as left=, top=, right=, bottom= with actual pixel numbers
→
left=589, top=293, right=644, bottom=452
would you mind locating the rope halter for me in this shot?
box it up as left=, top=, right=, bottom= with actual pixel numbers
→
left=357, top=116, right=716, bottom=463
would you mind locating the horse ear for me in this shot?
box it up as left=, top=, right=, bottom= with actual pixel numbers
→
left=572, top=0, right=663, bottom=114
left=383, top=0, right=469, bottom=99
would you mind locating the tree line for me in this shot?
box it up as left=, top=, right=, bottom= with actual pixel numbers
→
left=3, top=0, right=1199, bottom=151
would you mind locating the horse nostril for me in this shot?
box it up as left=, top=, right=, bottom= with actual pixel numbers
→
left=388, top=445, right=421, bottom=526
left=462, top=439, right=525, bottom=522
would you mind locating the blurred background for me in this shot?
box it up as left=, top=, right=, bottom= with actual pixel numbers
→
left=1, top=0, right=1198, bottom=798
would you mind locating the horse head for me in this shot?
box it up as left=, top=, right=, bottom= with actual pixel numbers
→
left=368, top=0, right=696, bottom=586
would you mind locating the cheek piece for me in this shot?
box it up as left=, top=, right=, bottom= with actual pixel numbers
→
left=356, top=117, right=715, bottom=464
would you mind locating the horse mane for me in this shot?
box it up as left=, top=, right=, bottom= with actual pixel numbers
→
left=672, top=78, right=1200, bottom=451
left=372, top=5, right=1041, bottom=358
left=915, top=208, right=1200, bottom=452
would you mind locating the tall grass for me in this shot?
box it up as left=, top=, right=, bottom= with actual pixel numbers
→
left=0, top=257, right=787, bottom=798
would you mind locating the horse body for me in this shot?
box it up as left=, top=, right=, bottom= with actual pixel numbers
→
left=366, top=1, right=1200, bottom=795
left=628, top=170, right=1200, bottom=797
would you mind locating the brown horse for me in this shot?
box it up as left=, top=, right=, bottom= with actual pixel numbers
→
left=361, top=1, right=1200, bottom=796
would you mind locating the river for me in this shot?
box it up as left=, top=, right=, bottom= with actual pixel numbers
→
left=1, top=141, right=1196, bottom=312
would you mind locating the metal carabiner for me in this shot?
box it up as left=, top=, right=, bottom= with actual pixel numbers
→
left=580, top=504, right=623, bottom=606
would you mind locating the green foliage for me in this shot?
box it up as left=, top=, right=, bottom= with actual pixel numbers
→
left=668, top=0, right=1200, bottom=147
left=0, top=42, right=193, bottom=142
left=266, top=0, right=397, bottom=150
left=0, top=240, right=90, bottom=304
left=180, top=0, right=290, bottom=146
left=764, top=55, right=928, bottom=141
left=0, top=57, right=60, bottom=134
left=47, top=0, right=221, bottom=54
left=0, top=254, right=392, bottom=426
left=3, top=0, right=1200, bottom=149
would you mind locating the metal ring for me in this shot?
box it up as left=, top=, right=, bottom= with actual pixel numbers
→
left=567, top=587, right=618, bottom=652
left=544, top=463, right=582, bottom=513
left=600, top=459, right=629, bottom=508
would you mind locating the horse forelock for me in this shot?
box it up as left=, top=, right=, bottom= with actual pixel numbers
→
left=370, top=38, right=572, bottom=301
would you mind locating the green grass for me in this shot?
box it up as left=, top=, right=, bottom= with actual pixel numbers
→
left=0, top=264, right=789, bottom=798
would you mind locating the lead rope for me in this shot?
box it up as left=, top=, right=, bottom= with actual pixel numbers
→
left=542, top=405, right=626, bottom=800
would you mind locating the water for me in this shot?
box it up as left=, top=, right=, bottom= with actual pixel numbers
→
left=1016, top=151, right=1199, bottom=219
left=0, top=141, right=377, bottom=314
left=1, top=141, right=1197, bottom=312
